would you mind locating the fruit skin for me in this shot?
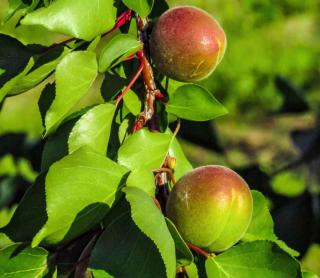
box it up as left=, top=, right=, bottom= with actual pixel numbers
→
left=150, top=6, right=226, bottom=82
left=166, top=165, right=253, bottom=252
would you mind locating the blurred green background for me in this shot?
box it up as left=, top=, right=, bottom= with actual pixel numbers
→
left=166, top=0, right=320, bottom=171
left=166, top=0, right=320, bottom=274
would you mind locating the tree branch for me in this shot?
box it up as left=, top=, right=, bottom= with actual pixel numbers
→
left=132, top=15, right=163, bottom=132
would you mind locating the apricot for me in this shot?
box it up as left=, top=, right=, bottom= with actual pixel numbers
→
left=150, top=6, right=226, bottom=82
left=166, top=165, right=253, bottom=252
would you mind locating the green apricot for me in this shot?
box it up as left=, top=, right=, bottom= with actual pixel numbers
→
left=150, top=6, right=226, bottom=82
left=166, top=165, right=253, bottom=252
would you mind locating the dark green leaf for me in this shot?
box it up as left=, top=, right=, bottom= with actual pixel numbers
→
left=21, top=0, right=117, bottom=41
left=149, top=0, right=169, bottom=18
left=8, top=47, right=70, bottom=95
left=0, top=243, right=48, bottom=277
left=1, top=174, right=48, bottom=243
left=122, top=0, right=154, bottom=17
left=40, top=115, right=81, bottom=172
left=32, top=147, right=128, bottom=246
left=98, top=34, right=142, bottom=72
left=0, top=34, right=34, bottom=101
left=166, top=84, right=228, bottom=121
left=89, top=200, right=166, bottom=278
left=205, top=241, right=302, bottom=278
left=124, top=187, right=176, bottom=277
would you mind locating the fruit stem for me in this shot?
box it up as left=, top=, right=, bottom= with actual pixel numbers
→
left=176, top=266, right=189, bottom=278
left=187, top=243, right=210, bottom=258
left=154, top=168, right=175, bottom=184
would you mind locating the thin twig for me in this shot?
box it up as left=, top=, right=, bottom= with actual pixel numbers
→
left=187, top=243, right=210, bottom=258
left=115, top=50, right=145, bottom=105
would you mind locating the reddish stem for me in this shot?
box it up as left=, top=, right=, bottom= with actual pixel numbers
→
left=187, top=243, right=210, bottom=258
left=103, top=9, right=132, bottom=37
left=115, top=50, right=145, bottom=105
left=124, top=53, right=137, bottom=61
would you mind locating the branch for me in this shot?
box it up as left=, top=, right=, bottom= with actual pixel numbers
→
left=132, top=15, right=164, bottom=132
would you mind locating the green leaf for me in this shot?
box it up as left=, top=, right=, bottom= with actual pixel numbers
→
left=118, top=118, right=130, bottom=143
left=90, top=269, right=114, bottom=278
left=123, top=89, right=141, bottom=115
left=41, top=116, right=77, bottom=172
left=123, top=187, right=176, bottom=278
left=186, top=263, right=199, bottom=278
left=0, top=34, right=33, bottom=89
left=4, top=0, right=40, bottom=22
left=126, top=168, right=155, bottom=196
left=0, top=244, right=48, bottom=277
left=4, top=0, right=25, bottom=22
left=44, top=51, right=98, bottom=134
left=206, top=241, right=302, bottom=278
left=166, top=84, right=228, bottom=121
left=165, top=218, right=193, bottom=267
left=21, top=0, right=117, bottom=41
left=68, top=103, right=116, bottom=154
left=167, top=133, right=193, bottom=181
left=32, top=148, right=128, bottom=246
left=118, top=129, right=172, bottom=171
left=303, top=272, right=320, bottom=278
left=89, top=199, right=167, bottom=277
left=98, top=34, right=142, bottom=72
left=0, top=13, right=65, bottom=46
left=1, top=174, right=47, bottom=243
left=0, top=68, right=5, bottom=75
left=301, top=244, right=320, bottom=278
left=122, top=0, right=154, bottom=18
left=0, top=58, right=34, bottom=102
left=242, top=191, right=299, bottom=257
left=243, top=191, right=276, bottom=241
left=8, top=47, right=70, bottom=95
left=88, top=36, right=102, bottom=52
